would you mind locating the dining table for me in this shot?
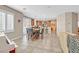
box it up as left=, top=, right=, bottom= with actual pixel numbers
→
left=32, top=27, right=40, bottom=40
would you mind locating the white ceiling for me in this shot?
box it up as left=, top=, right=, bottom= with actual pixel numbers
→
left=8, top=5, right=79, bottom=20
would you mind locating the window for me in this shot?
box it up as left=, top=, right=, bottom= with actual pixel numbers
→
left=0, top=11, right=6, bottom=32
left=0, top=10, right=14, bottom=33
left=6, top=13, right=14, bottom=32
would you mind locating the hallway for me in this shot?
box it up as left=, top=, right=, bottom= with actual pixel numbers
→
left=15, top=32, right=62, bottom=53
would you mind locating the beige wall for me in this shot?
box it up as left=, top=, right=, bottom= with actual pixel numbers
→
left=66, top=12, right=78, bottom=33
left=65, top=12, right=72, bottom=33
left=0, top=5, right=23, bottom=40
left=72, top=13, right=78, bottom=33
left=57, top=12, right=78, bottom=35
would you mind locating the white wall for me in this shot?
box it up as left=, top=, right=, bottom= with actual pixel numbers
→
left=57, top=14, right=65, bottom=34
left=23, top=17, right=31, bottom=28
left=23, top=17, right=32, bottom=36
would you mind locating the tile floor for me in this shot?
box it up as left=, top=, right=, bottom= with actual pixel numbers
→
left=14, top=32, right=63, bottom=53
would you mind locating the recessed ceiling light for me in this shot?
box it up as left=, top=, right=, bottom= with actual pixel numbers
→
left=47, top=6, right=51, bottom=8
left=23, top=8, right=27, bottom=10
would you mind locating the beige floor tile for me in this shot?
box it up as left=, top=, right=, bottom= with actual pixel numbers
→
left=15, top=32, right=62, bottom=53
